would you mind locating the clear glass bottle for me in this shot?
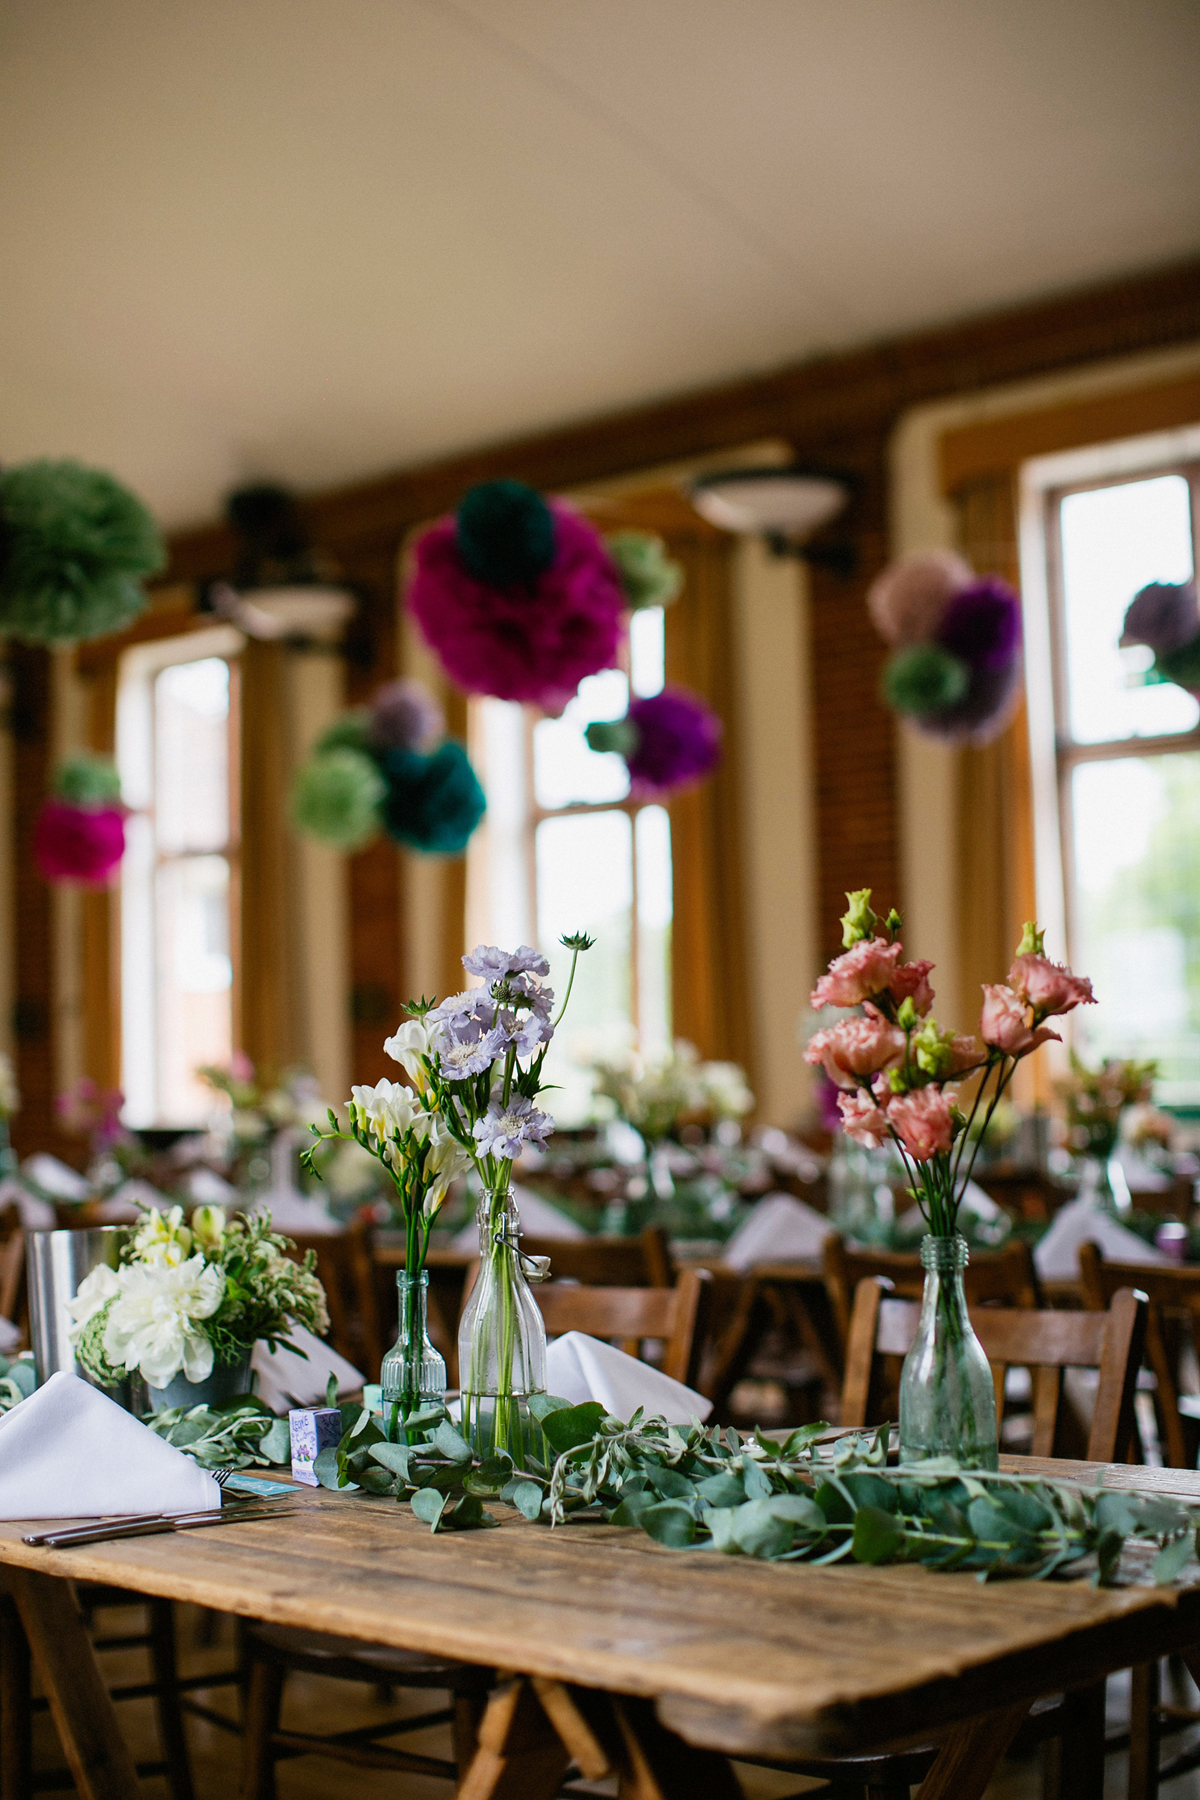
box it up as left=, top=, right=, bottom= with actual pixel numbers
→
left=457, top=1187, right=547, bottom=1467
left=1077, top=1154, right=1131, bottom=1218
left=380, top=1271, right=447, bottom=1422
left=899, top=1234, right=998, bottom=1470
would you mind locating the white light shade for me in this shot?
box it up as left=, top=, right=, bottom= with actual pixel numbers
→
left=216, top=584, right=356, bottom=643
left=690, top=467, right=850, bottom=539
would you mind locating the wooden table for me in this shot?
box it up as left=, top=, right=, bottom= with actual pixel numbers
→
left=5, top=1458, right=1200, bottom=1800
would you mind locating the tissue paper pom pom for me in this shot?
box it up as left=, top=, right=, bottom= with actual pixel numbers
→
left=623, top=689, right=722, bottom=799
left=368, top=679, right=445, bottom=752
left=408, top=502, right=625, bottom=711
left=34, top=801, right=125, bottom=883
left=290, top=749, right=386, bottom=850
left=1121, top=580, right=1200, bottom=656
left=381, top=742, right=486, bottom=855
left=606, top=531, right=684, bottom=611
left=936, top=576, right=1021, bottom=672
left=0, top=460, right=164, bottom=644
left=1156, top=634, right=1200, bottom=692
left=315, top=710, right=373, bottom=756
left=53, top=754, right=122, bottom=807
left=883, top=643, right=970, bottom=716
left=913, top=655, right=1023, bottom=746
left=455, top=480, right=556, bottom=588
left=867, top=550, right=973, bottom=646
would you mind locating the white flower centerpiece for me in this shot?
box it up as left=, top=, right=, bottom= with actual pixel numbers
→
left=67, top=1204, right=329, bottom=1409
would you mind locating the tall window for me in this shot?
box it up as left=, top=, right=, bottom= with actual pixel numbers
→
left=117, top=631, right=241, bottom=1125
left=1046, top=466, right=1200, bottom=1102
left=469, top=607, right=672, bottom=1121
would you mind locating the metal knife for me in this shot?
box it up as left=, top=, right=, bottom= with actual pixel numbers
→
left=24, top=1504, right=300, bottom=1549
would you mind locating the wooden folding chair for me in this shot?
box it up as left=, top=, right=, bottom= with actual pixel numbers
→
left=287, top=1219, right=382, bottom=1380
left=520, top=1224, right=673, bottom=1288
left=1078, top=1241, right=1200, bottom=1469
left=535, top=1267, right=713, bottom=1390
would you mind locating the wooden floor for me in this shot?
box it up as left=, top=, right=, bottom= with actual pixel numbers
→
left=28, top=1603, right=1200, bottom=1800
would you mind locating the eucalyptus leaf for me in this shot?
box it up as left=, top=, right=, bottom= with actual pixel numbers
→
left=411, top=1487, right=446, bottom=1529
left=369, top=1442, right=413, bottom=1479
left=852, top=1506, right=906, bottom=1565
left=356, top=1466, right=397, bottom=1495
left=509, top=1480, right=545, bottom=1521
left=646, top=1466, right=694, bottom=1501
left=640, top=1502, right=696, bottom=1548
left=540, top=1402, right=609, bottom=1454
left=261, top=1419, right=292, bottom=1465
left=314, top=1446, right=352, bottom=1491
left=432, top=1422, right=473, bottom=1464
left=1154, top=1534, right=1194, bottom=1585
left=527, top=1393, right=574, bottom=1422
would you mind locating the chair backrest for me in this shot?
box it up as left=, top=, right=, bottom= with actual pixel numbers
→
left=535, top=1267, right=713, bottom=1391
left=1078, top=1241, right=1200, bottom=1468
left=288, top=1221, right=383, bottom=1380
left=842, top=1276, right=1147, bottom=1462
left=520, top=1226, right=673, bottom=1289
left=823, top=1234, right=1042, bottom=1352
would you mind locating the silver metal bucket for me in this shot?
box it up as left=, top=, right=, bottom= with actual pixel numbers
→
left=26, top=1226, right=130, bottom=1392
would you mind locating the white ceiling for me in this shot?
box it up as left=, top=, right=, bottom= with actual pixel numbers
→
left=1, top=0, right=1198, bottom=530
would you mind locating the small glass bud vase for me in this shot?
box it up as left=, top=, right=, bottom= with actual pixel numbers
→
left=899, top=1234, right=998, bottom=1470
left=457, top=1187, right=547, bottom=1468
left=380, top=1271, right=447, bottom=1422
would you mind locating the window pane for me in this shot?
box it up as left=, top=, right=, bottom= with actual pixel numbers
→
left=1070, top=753, right=1200, bottom=1102
left=155, top=854, right=233, bottom=1124
left=635, top=804, right=672, bottom=1057
left=534, top=669, right=630, bottom=808
left=1060, top=475, right=1196, bottom=745
left=155, top=658, right=230, bottom=852
left=536, top=809, right=633, bottom=1124
left=630, top=606, right=665, bottom=698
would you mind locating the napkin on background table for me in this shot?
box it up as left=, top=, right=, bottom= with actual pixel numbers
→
left=0, top=1372, right=220, bottom=1519
left=544, top=1331, right=711, bottom=1424
left=722, top=1192, right=833, bottom=1270
left=1032, top=1196, right=1168, bottom=1283
left=452, top=1184, right=586, bottom=1251
left=251, top=1323, right=363, bottom=1411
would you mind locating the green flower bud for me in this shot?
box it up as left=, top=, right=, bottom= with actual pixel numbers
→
left=896, top=997, right=918, bottom=1032
left=1016, top=921, right=1046, bottom=956
left=841, top=888, right=878, bottom=948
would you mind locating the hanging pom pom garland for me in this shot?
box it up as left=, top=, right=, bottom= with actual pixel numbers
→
left=867, top=552, right=1023, bottom=745
left=585, top=687, right=722, bottom=799
left=290, top=679, right=485, bottom=857
left=1121, top=579, right=1200, bottom=695
left=605, top=531, right=684, bottom=612
left=0, top=461, right=164, bottom=645
left=33, top=755, right=127, bottom=884
left=406, top=480, right=626, bottom=713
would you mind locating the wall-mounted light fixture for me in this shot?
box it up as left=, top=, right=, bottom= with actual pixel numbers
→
left=689, top=465, right=856, bottom=574
left=199, top=483, right=358, bottom=647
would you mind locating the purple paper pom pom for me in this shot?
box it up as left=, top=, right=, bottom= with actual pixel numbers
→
left=407, top=501, right=625, bottom=714
left=913, top=655, right=1023, bottom=747
left=34, top=801, right=125, bottom=884
left=368, top=679, right=445, bottom=753
left=936, top=576, right=1022, bottom=672
left=624, top=689, right=722, bottom=798
left=1121, top=580, right=1200, bottom=655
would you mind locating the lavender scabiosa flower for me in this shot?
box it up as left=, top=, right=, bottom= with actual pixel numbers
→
left=437, top=1025, right=509, bottom=1081
left=462, top=944, right=549, bottom=982
left=472, top=1094, right=553, bottom=1160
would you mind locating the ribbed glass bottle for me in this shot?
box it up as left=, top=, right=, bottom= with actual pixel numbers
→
left=380, top=1271, right=447, bottom=1421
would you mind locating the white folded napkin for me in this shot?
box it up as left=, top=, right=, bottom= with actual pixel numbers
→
left=0, top=1318, right=21, bottom=1354
left=1033, top=1196, right=1168, bottom=1283
left=250, top=1323, right=363, bottom=1410
left=21, top=1154, right=89, bottom=1201
left=897, top=1179, right=1005, bottom=1236
left=250, top=1191, right=340, bottom=1235
left=0, top=1372, right=219, bottom=1519
left=545, top=1331, right=711, bottom=1424
left=722, top=1192, right=833, bottom=1270
left=1113, top=1142, right=1171, bottom=1194
left=0, top=1175, right=53, bottom=1230
left=452, top=1183, right=586, bottom=1251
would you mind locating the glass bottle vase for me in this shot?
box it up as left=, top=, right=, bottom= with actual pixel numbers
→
left=457, top=1187, right=547, bottom=1467
left=899, top=1234, right=998, bottom=1470
left=380, top=1271, right=447, bottom=1423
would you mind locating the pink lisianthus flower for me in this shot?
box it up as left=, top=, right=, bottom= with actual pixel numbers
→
left=887, top=1085, right=957, bottom=1162
left=889, top=958, right=935, bottom=1017
left=979, top=984, right=1060, bottom=1057
left=945, top=1033, right=985, bottom=1074
left=837, top=1088, right=891, bottom=1148
left=805, top=1015, right=906, bottom=1089
left=1006, top=954, right=1095, bottom=1021
left=809, top=937, right=903, bottom=1010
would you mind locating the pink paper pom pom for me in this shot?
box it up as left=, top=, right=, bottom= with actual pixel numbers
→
left=867, top=550, right=973, bottom=646
left=33, top=801, right=125, bottom=884
left=407, top=502, right=625, bottom=713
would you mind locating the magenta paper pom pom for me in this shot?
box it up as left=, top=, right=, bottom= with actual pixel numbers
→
left=624, top=689, right=722, bottom=798
left=936, top=576, right=1021, bottom=672
left=407, top=501, right=625, bottom=713
left=34, top=801, right=125, bottom=884
left=368, top=679, right=445, bottom=753
left=867, top=550, right=973, bottom=646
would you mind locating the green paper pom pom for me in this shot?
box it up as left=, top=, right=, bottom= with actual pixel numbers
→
left=606, top=531, right=684, bottom=611
left=53, top=754, right=123, bottom=807
left=382, top=742, right=486, bottom=855
left=455, top=480, right=556, bottom=589
left=883, top=643, right=970, bottom=717
left=315, top=709, right=374, bottom=757
left=290, top=749, right=386, bottom=850
left=0, top=460, right=165, bottom=645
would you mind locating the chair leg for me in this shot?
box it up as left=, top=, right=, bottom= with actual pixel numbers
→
left=1128, top=1662, right=1161, bottom=1800
left=148, top=1599, right=196, bottom=1800
left=454, top=1688, right=489, bottom=1781
left=239, top=1651, right=285, bottom=1800
left=0, top=1588, right=33, bottom=1800
left=1044, top=1682, right=1107, bottom=1800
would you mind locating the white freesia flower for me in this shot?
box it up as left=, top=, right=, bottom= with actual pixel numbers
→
left=383, top=1019, right=435, bottom=1091
left=350, top=1079, right=423, bottom=1141
left=101, top=1254, right=226, bottom=1389
left=130, top=1205, right=192, bottom=1266
left=66, top=1263, right=122, bottom=1340
left=424, top=1121, right=473, bottom=1215
left=190, top=1205, right=227, bottom=1252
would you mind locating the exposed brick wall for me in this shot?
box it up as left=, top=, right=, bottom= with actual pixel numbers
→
left=8, top=646, right=58, bottom=1156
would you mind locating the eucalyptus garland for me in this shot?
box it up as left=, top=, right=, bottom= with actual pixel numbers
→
left=144, top=1397, right=292, bottom=1470
left=315, top=1398, right=1200, bottom=1587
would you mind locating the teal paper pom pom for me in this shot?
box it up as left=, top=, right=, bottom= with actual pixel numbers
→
left=1157, top=635, right=1200, bottom=690
left=0, top=460, right=165, bottom=644
left=53, top=754, right=123, bottom=807
left=382, top=742, right=486, bottom=855
left=290, top=749, right=386, bottom=850
left=883, top=643, right=970, bottom=717
left=315, top=709, right=374, bottom=757
left=455, top=480, right=556, bottom=589
left=606, top=531, right=683, bottom=611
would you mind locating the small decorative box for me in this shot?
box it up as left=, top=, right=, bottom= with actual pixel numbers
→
left=288, top=1406, right=343, bottom=1487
